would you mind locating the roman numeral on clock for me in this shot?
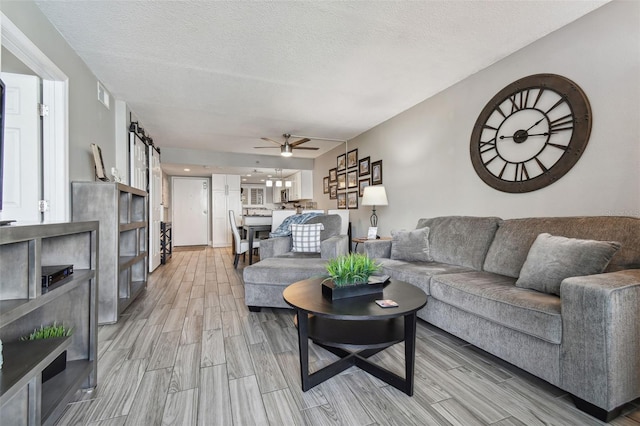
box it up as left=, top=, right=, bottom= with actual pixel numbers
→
left=549, top=114, right=574, bottom=132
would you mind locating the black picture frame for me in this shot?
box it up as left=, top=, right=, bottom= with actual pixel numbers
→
left=371, top=160, right=383, bottom=185
left=359, top=177, right=370, bottom=197
left=347, top=148, right=358, bottom=169
left=359, top=156, right=370, bottom=176
left=329, top=168, right=337, bottom=182
left=337, top=172, right=346, bottom=189
left=337, top=192, right=347, bottom=209
left=347, top=191, right=358, bottom=209
left=337, top=153, right=346, bottom=171
left=323, top=176, right=330, bottom=194
left=329, top=184, right=338, bottom=199
left=347, top=170, right=358, bottom=188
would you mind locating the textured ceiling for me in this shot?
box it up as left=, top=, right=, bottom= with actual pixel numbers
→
left=35, top=0, right=607, bottom=162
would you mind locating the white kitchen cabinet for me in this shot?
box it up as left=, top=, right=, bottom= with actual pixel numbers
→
left=272, top=186, right=281, bottom=203
left=212, top=174, right=241, bottom=247
left=289, top=170, right=313, bottom=201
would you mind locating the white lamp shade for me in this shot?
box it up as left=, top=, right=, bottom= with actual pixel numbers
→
left=361, top=186, right=388, bottom=206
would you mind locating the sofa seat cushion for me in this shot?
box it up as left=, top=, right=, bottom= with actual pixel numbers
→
left=377, top=258, right=474, bottom=296
left=243, top=257, right=328, bottom=285
left=430, top=271, right=562, bottom=344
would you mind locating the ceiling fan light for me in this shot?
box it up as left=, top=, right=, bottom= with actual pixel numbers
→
left=281, top=144, right=293, bottom=157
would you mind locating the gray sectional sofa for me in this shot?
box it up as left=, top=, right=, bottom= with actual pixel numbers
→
left=364, top=216, right=640, bottom=421
left=243, top=214, right=349, bottom=310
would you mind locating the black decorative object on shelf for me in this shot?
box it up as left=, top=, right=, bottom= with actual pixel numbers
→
left=42, top=349, right=67, bottom=383
left=321, top=280, right=384, bottom=300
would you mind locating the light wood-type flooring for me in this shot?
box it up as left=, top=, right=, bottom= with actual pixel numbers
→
left=55, top=247, right=640, bottom=425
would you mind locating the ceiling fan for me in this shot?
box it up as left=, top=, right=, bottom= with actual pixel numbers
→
left=255, top=133, right=318, bottom=157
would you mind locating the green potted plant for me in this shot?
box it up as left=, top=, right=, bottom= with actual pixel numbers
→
left=322, top=253, right=383, bottom=300
left=21, top=322, right=73, bottom=383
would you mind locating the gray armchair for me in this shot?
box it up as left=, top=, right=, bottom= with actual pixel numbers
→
left=259, top=214, right=349, bottom=260
left=243, top=214, right=349, bottom=311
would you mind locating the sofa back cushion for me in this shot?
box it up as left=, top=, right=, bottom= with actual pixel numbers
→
left=305, top=214, right=342, bottom=241
left=483, top=216, right=640, bottom=278
left=415, top=216, right=501, bottom=270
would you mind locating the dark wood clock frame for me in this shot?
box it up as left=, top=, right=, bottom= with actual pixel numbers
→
left=470, top=73, right=592, bottom=193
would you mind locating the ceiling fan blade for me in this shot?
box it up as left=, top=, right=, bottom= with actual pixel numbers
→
left=292, top=146, right=319, bottom=150
left=289, top=138, right=311, bottom=147
left=253, top=146, right=277, bottom=149
left=261, top=137, right=283, bottom=146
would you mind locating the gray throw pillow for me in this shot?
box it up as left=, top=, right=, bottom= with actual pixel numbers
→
left=390, top=227, right=432, bottom=262
left=515, top=233, right=621, bottom=296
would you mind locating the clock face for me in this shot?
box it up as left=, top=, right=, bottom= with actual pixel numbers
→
left=470, top=74, right=592, bottom=193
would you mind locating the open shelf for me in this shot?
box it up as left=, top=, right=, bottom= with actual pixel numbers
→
left=41, top=360, right=94, bottom=425
left=0, top=270, right=94, bottom=328
left=0, top=221, right=97, bottom=425
left=0, top=337, right=71, bottom=405
left=118, top=280, right=147, bottom=314
left=72, top=182, right=148, bottom=324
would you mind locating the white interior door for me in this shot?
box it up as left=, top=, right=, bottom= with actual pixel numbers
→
left=172, top=177, right=209, bottom=246
left=0, top=72, right=41, bottom=223
left=148, top=147, right=161, bottom=271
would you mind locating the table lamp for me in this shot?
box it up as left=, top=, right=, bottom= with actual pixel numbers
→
left=361, top=186, right=388, bottom=227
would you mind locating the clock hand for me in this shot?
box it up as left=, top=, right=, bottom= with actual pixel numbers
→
left=499, top=132, right=555, bottom=140
left=526, top=117, right=546, bottom=131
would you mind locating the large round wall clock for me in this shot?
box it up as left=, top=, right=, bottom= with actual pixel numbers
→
left=470, top=73, right=592, bottom=193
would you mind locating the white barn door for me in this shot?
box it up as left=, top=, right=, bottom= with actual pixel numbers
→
left=129, top=132, right=147, bottom=191
left=148, top=146, right=162, bottom=272
left=0, top=72, right=41, bottom=223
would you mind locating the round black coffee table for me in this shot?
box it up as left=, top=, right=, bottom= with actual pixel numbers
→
left=283, top=277, right=427, bottom=395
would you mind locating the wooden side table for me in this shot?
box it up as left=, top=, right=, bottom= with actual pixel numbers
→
left=352, top=236, right=392, bottom=252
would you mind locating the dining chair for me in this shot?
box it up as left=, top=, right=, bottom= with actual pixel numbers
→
left=229, top=210, right=260, bottom=268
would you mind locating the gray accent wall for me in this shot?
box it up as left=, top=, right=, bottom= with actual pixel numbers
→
left=2, top=1, right=117, bottom=183
left=315, top=1, right=640, bottom=238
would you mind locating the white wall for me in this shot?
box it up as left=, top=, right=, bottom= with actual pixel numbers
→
left=315, top=1, right=640, bottom=238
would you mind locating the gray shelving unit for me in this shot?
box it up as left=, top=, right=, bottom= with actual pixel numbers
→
left=0, top=221, right=98, bottom=426
left=72, top=182, right=148, bottom=324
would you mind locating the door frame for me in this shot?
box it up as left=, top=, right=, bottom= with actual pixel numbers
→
left=2, top=12, right=69, bottom=221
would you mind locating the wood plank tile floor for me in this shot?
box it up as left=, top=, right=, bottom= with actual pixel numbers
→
left=56, top=247, right=640, bottom=426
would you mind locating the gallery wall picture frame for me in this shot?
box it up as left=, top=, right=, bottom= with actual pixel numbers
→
left=337, top=153, right=346, bottom=171
left=371, top=160, right=383, bottom=185
left=329, top=168, right=337, bottom=182
left=359, top=156, right=370, bottom=176
left=337, top=172, right=347, bottom=189
left=323, top=177, right=330, bottom=194
left=329, top=184, right=338, bottom=199
left=347, top=170, right=358, bottom=188
left=337, top=192, right=347, bottom=209
left=359, top=177, right=370, bottom=197
left=348, top=191, right=358, bottom=209
left=347, top=149, right=358, bottom=169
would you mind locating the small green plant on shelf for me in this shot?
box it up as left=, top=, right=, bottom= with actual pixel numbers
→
left=20, top=322, right=73, bottom=341
left=324, top=253, right=380, bottom=287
